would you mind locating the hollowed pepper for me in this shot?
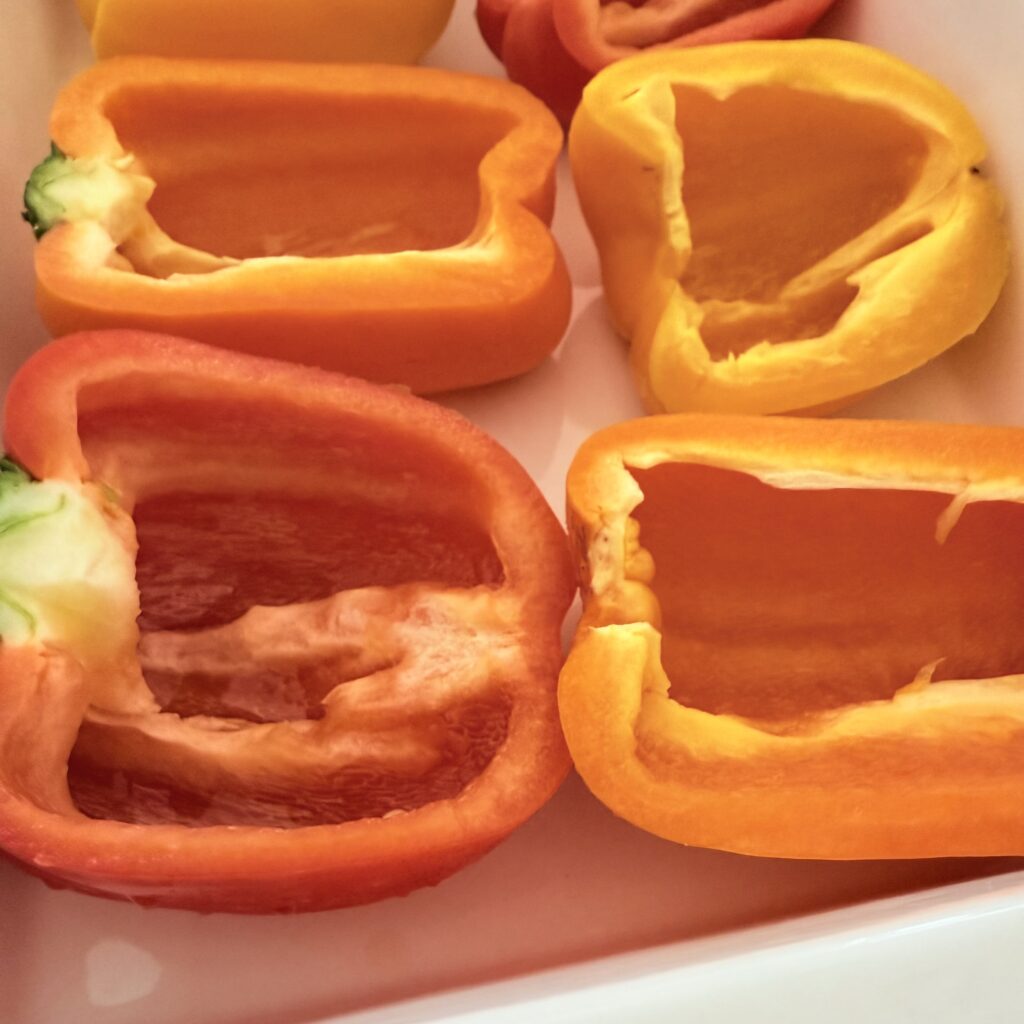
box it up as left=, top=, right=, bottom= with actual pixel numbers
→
left=569, top=41, right=1009, bottom=415
left=561, top=414, right=1024, bottom=858
left=477, top=0, right=839, bottom=125
left=24, top=59, right=571, bottom=394
left=0, top=331, right=574, bottom=912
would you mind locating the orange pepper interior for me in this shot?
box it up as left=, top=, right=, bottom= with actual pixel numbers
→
left=105, top=85, right=515, bottom=262
left=630, top=462, right=1024, bottom=722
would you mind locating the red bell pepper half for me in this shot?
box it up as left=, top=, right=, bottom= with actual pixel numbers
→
left=478, top=0, right=841, bottom=125
left=0, top=331, right=574, bottom=913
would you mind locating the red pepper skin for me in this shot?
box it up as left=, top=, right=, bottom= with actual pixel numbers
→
left=479, top=0, right=592, bottom=127
left=477, top=0, right=840, bottom=125
left=0, top=331, right=574, bottom=913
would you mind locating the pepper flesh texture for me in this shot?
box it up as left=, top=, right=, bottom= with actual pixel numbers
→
left=569, top=41, right=1009, bottom=415
left=76, top=0, right=457, bottom=64
left=30, top=59, right=571, bottom=395
left=0, top=331, right=574, bottom=913
left=561, top=415, right=1024, bottom=859
left=477, top=0, right=838, bottom=125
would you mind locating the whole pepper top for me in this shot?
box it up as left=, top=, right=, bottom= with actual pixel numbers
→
left=76, top=0, right=458, bottom=65
left=477, top=0, right=840, bottom=125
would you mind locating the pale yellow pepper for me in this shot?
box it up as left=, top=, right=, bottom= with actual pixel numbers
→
left=76, top=0, right=456, bottom=64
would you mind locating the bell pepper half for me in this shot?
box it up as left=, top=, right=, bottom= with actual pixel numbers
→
left=561, top=414, right=1024, bottom=859
left=76, top=0, right=456, bottom=64
left=477, top=0, right=839, bottom=125
left=23, top=59, right=571, bottom=395
left=569, top=41, right=1009, bottom=415
left=0, top=331, right=574, bottom=913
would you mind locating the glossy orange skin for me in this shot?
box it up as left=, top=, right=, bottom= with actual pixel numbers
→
left=561, top=415, right=1024, bottom=859
left=34, top=60, right=572, bottom=394
left=477, top=0, right=839, bottom=124
left=0, top=332, right=575, bottom=913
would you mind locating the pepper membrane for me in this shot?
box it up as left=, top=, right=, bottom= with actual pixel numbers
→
left=0, top=332, right=574, bottom=912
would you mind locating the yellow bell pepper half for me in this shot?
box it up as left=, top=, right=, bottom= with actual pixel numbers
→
left=569, top=41, right=1010, bottom=416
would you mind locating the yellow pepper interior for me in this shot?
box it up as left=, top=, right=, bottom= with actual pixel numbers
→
left=672, top=83, right=935, bottom=359
left=630, top=462, right=1024, bottom=721
left=104, top=86, right=513, bottom=263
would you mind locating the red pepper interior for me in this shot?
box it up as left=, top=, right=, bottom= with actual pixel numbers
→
left=64, top=381, right=513, bottom=827
left=134, top=492, right=503, bottom=636
left=671, top=83, right=933, bottom=360
left=599, top=0, right=777, bottom=48
left=68, top=698, right=512, bottom=828
left=630, top=462, right=1024, bottom=721
left=104, top=86, right=514, bottom=262
left=133, top=491, right=503, bottom=721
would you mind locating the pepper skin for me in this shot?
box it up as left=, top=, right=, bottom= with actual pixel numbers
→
left=569, top=41, right=1009, bottom=415
left=76, top=0, right=456, bottom=64
left=561, top=414, right=1024, bottom=859
left=477, top=0, right=838, bottom=125
left=26, top=59, right=571, bottom=394
left=0, top=331, right=574, bottom=913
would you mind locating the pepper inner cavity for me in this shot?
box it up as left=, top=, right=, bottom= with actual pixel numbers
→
left=131, top=490, right=501, bottom=722
left=629, top=462, right=1024, bottom=721
left=103, top=88, right=511, bottom=263
left=67, top=387, right=511, bottom=827
left=67, top=485, right=509, bottom=825
left=672, top=83, right=932, bottom=359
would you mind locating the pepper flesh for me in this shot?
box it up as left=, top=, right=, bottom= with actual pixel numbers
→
left=28, top=58, right=571, bottom=394
left=77, top=0, right=457, bottom=64
left=477, top=0, right=838, bottom=124
left=561, top=414, right=1024, bottom=858
left=0, top=331, right=574, bottom=913
left=569, top=41, right=1009, bottom=415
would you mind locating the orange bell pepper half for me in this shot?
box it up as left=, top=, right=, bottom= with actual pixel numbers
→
left=561, top=415, right=1024, bottom=859
left=0, top=331, right=574, bottom=912
left=477, top=0, right=839, bottom=124
left=76, top=0, right=456, bottom=64
left=24, top=59, right=571, bottom=394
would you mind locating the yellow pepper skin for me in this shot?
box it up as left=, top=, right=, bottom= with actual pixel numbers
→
left=561, top=414, right=1024, bottom=859
left=569, top=41, right=1010, bottom=416
left=76, top=0, right=456, bottom=64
